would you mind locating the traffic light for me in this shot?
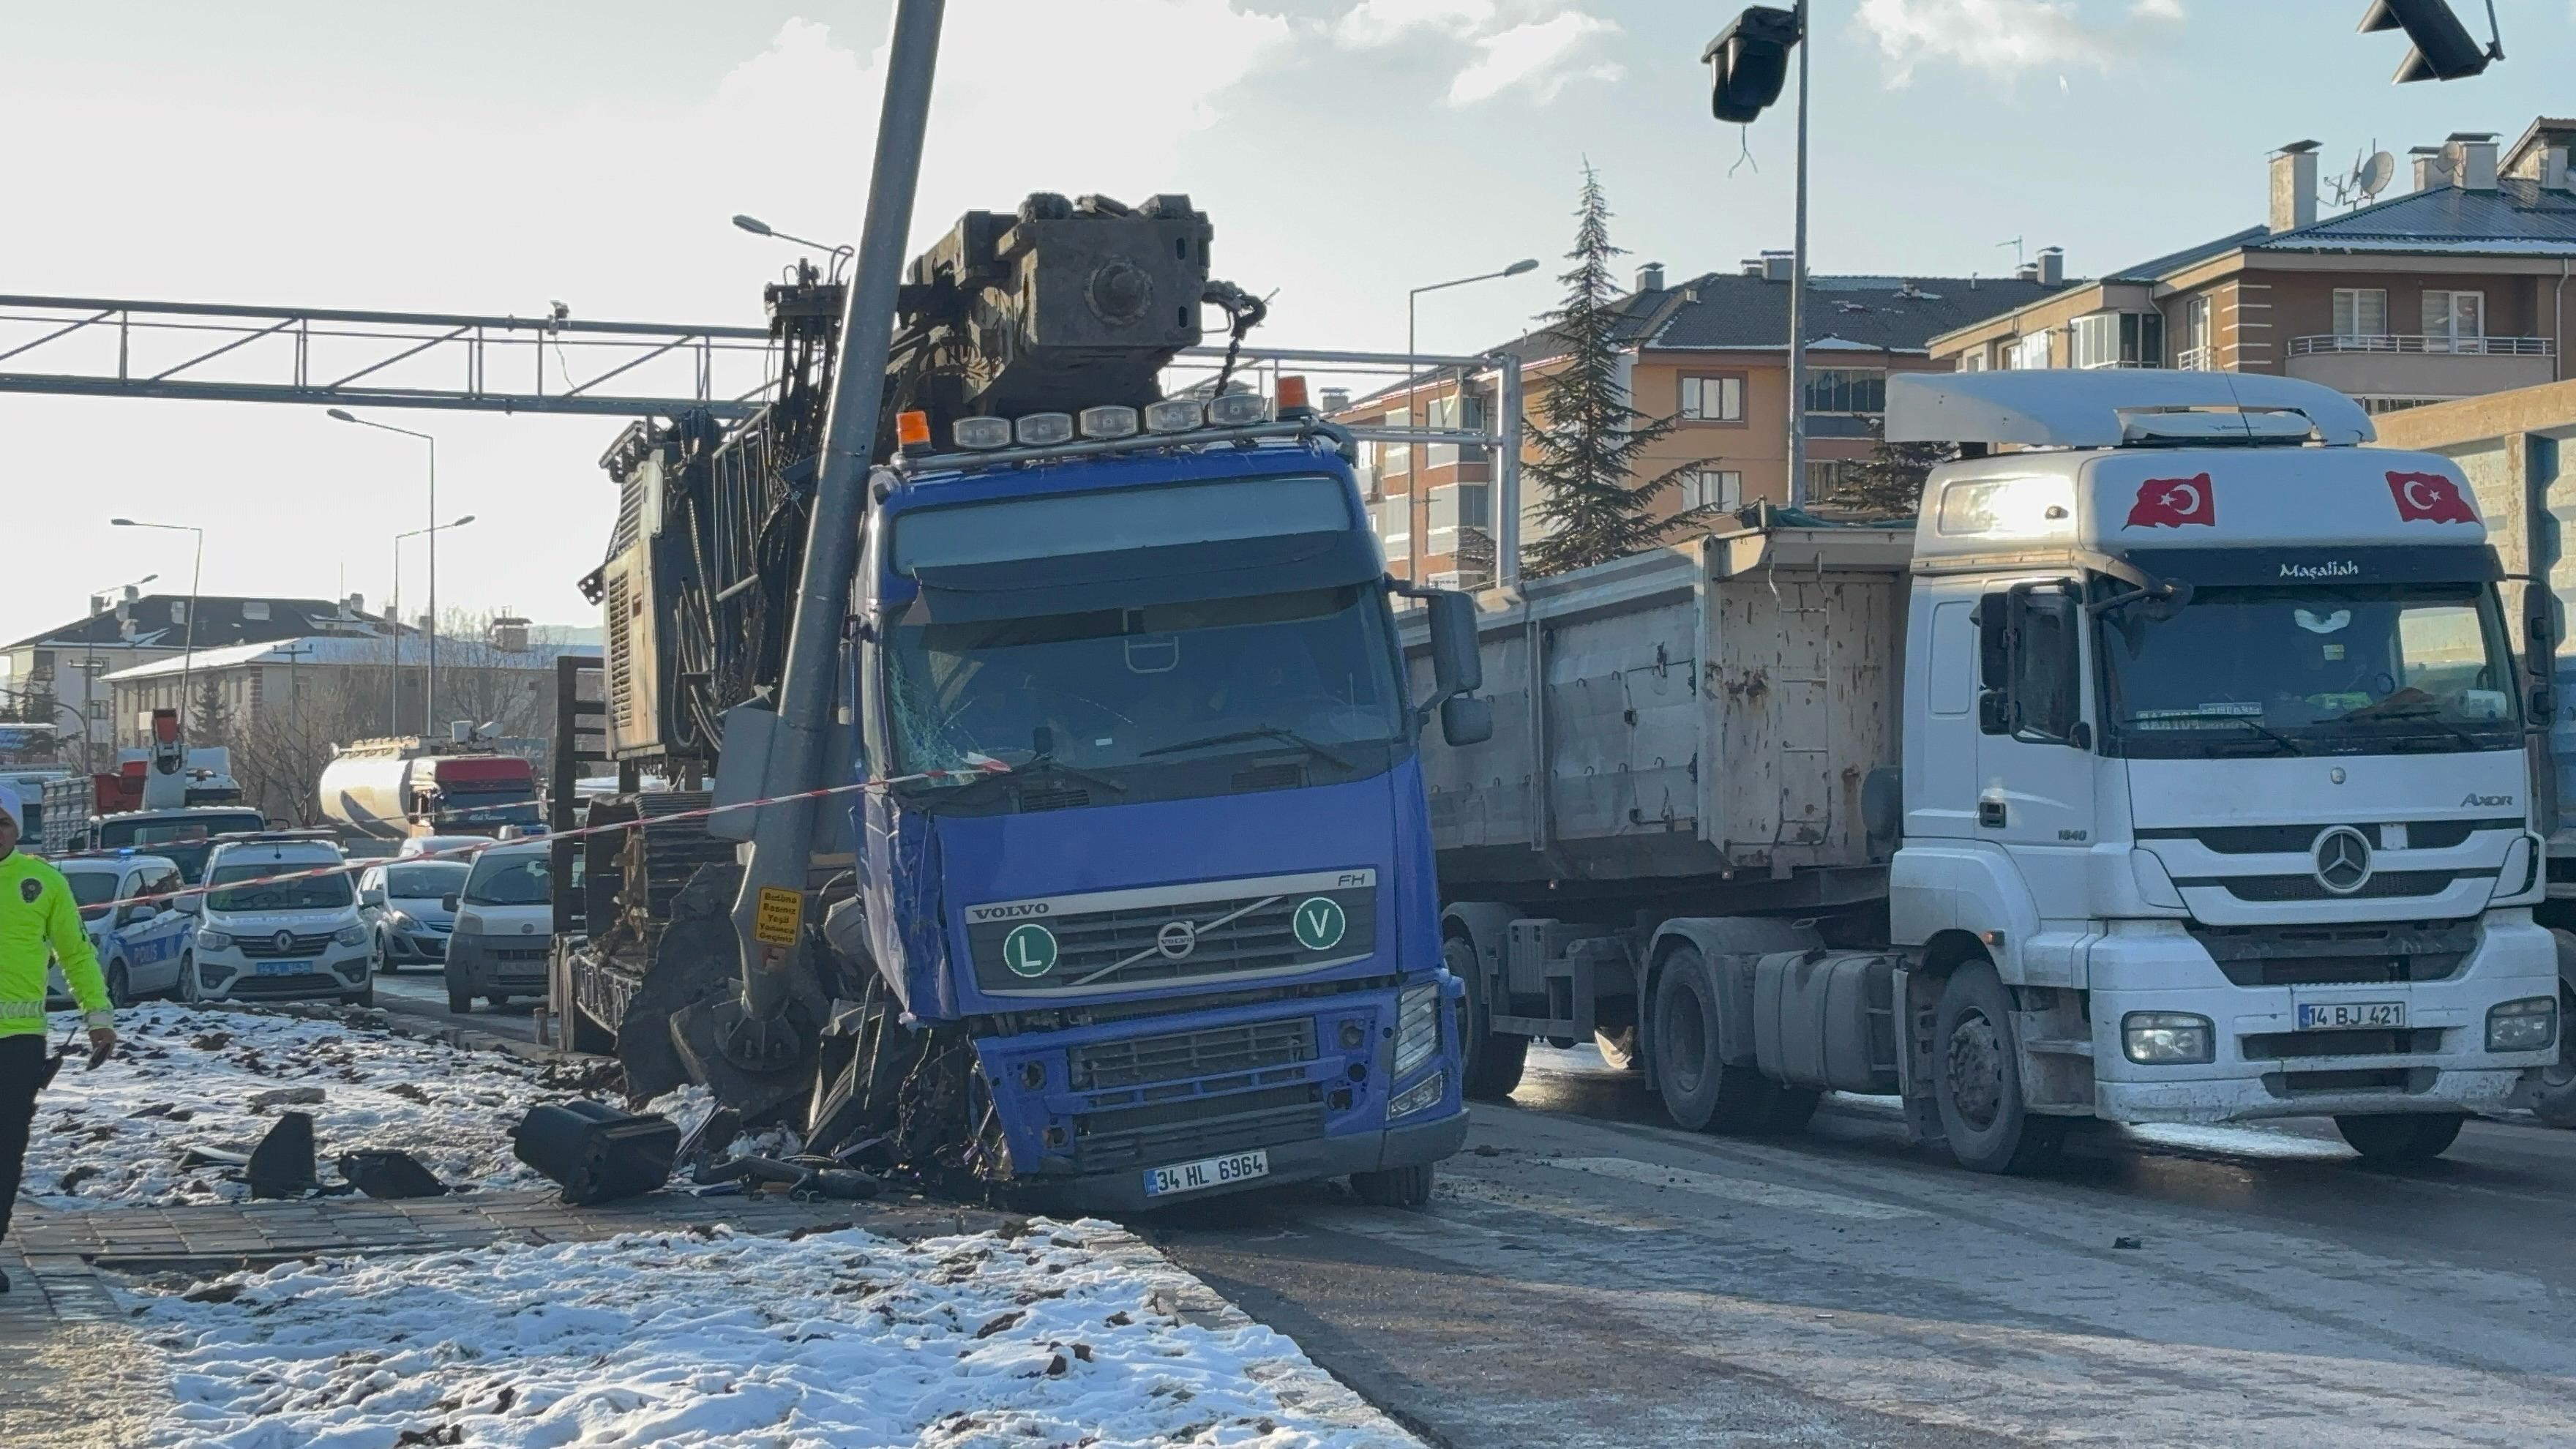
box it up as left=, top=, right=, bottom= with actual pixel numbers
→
left=1703, top=7, right=1801, bottom=124
left=2359, top=0, right=2493, bottom=83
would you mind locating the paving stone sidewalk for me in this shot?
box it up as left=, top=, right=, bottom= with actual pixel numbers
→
left=0, top=1187, right=1018, bottom=1447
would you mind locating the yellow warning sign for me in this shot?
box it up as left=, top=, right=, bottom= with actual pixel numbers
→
left=754, top=887, right=804, bottom=946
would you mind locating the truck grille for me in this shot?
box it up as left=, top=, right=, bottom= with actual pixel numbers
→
left=2196, top=870, right=2486, bottom=904
left=1073, top=1085, right=1323, bottom=1172
left=2146, top=817, right=2516, bottom=853
left=2189, top=922, right=2475, bottom=987
left=965, top=869, right=1376, bottom=995
left=239, top=930, right=339, bottom=959
left=2242, top=1028, right=2446, bottom=1060
left=1071, top=1019, right=1316, bottom=1094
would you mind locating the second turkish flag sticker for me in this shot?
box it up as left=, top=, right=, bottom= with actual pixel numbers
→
left=2126, top=473, right=2216, bottom=529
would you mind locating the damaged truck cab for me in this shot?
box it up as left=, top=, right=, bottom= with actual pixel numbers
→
left=828, top=409, right=1475, bottom=1210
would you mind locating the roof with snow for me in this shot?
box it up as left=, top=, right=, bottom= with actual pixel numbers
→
left=3, top=595, right=388, bottom=653
left=1344, top=270, right=2075, bottom=408
left=101, top=634, right=598, bottom=682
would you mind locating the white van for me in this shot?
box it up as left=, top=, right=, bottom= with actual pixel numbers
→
left=443, top=842, right=551, bottom=1013
left=186, top=836, right=374, bottom=1007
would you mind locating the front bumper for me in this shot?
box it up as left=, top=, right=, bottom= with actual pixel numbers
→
left=1053, top=1105, right=1467, bottom=1214
left=196, top=949, right=372, bottom=1002
left=968, top=975, right=1469, bottom=1210
left=2084, top=910, right=2559, bottom=1123
left=445, top=935, right=550, bottom=995
left=383, top=928, right=449, bottom=965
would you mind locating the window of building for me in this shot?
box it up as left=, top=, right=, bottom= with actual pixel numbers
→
left=1680, top=469, right=1742, bottom=512
left=2332, top=288, right=2388, bottom=340
left=1374, top=497, right=1409, bottom=550
left=1379, top=411, right=1410, bottom=476
left=1425, top=484, right=1491, bottom=555
left=2423, top=291, right=2486, bottom=351
left=1680, top=375, right=1745, bottom=422
left=1957, top=351, right=1989, bottom=372
left=2008, top=332, right=2053, bottom=370
left=1805, top=460, right=1860, bottom=498
left=1802, top=368, right=1887, bottom=414
left=2180, top=295, right=2216, bottom=369
left=2070, top=312, right=2165, bottom=369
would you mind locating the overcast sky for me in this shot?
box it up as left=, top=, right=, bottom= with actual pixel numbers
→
left=5, top=0, right=2572, bottom=647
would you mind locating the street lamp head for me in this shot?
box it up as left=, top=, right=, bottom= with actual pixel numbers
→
left=732, top=214, right=774, bottom=237
left=111, top=517, right=136, bottom=528
left=326, top=408, right=357, bottom=423
left=1505, top=258, right=1540, bottom=277
left=452, top=514, right=477, bottom=528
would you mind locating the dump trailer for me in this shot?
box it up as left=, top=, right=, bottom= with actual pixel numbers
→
left=555, top=190, right=1480, bottom=1210
left=1415, top=370, right=2564, bottom=1171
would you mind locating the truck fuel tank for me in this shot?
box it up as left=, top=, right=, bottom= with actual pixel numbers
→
left=1747, top=948, right=1902, bottom=1095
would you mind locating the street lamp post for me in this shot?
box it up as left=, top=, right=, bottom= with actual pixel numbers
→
left=1407, top=258, right=1539, bottom=585
left=330, top=410, right=441, bottom=731
left=389, top=516, right=476, bottom=734
left=108, top=520, right=203, bottom=747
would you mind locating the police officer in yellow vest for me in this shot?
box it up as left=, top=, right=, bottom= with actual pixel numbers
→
left=0, top=782, right=115, bottom=1288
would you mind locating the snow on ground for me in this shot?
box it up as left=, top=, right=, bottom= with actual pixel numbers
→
left=23, top=1004, right=577, bottom=1209
left=137, top=1219, right=1417, bottom=1449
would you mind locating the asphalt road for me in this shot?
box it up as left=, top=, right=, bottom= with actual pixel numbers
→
left=1144, top=1046, right=2576, bottom=1448
left=370, top=967, right=542, bottom=1043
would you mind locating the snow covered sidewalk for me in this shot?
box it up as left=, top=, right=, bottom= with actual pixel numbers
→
left=22, top=1003, right=573, bottom=1209
left=134, top=1217, right=1417, bottom=1448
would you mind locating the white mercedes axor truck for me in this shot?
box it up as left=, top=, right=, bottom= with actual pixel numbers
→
left=1414, top=370, right=2564, bottom=1171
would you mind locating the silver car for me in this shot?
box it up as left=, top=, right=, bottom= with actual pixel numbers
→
left=358, top=859, right=470, bottom=973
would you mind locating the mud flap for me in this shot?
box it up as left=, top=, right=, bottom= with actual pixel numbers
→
left=1893, top=967, right=1945, bottom=1147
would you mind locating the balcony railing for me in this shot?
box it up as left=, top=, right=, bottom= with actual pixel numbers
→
left=2174, top=345, right=2221, bottom=372
left=2288, top=333, right=2553, bottom=357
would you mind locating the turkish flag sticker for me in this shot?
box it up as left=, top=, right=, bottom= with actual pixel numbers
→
left=2386, top=471, right=2478, bottom=524
left=2125, top=473, right=2216, bottom=529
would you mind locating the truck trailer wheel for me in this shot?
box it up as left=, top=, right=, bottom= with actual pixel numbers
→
left=1933, top=962, right=2065, bottom=1175
left=1652, top=945, right=1805, bottom=1134
left=1350, top=1161, right=1435, bottom=1209
left=1449, top=938, right=1527, bottom=1100
left=2334, top=1112, right=2465, bottom=1162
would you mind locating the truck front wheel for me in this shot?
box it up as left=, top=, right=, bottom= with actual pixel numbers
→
left=1350, top=1162, right=1434, bottom=1209
left=1652, top=945, right=1808, bottom=1134
left=1449, top=938, right=1527, bottom=1100
left=1933, top=961, right=2065, bottom=1175
left=2334, top=1112, right=2465, bottom=1162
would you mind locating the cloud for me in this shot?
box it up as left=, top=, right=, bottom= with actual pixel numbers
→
left=1448, top=12, right=1622, bottom=105
left=1329, top=1, right=1620, bottom=105
left=1854, top=0, right=2182, bottom=85
left=1334, top=0, right=1497, bottom=48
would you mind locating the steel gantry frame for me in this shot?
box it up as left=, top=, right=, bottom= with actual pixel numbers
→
left=0, top=293, right=781, bottom=419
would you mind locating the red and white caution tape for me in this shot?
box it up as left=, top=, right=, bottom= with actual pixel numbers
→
left=71, top=760, right=1011, bottom=915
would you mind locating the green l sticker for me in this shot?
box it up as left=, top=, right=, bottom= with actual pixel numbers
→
left=1002, top=923, right=1059, bottom=977
left=1291, top=896, right=1347, bottom=952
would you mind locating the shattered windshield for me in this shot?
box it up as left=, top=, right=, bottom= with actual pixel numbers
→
left=2100, top=582, right=2522, bottom=757
left=883, top=585, right=1407, bottom=794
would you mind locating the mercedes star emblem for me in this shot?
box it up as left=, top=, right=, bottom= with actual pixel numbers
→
left=2311, top=825, right=2373, bottom=895
left=1155, top=919, right=1198, bottom=960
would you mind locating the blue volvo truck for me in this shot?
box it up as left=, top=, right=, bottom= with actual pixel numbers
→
left=554, top=193, right=1482, bottom=1209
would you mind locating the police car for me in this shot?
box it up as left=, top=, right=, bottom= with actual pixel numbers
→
left=47, top=851, right=192, bottom=1007
left=183, top=834, right=374, bottom=1007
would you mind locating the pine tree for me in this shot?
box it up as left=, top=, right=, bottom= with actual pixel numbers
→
left=1521, top=166, right=1712, bottom=577
left=1821, top=415, right=1955, bottom=518
left=189, top=673, right=233, bottom=750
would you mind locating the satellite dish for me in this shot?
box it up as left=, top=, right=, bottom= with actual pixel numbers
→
left=2357, top=151, right=2396, bottom=200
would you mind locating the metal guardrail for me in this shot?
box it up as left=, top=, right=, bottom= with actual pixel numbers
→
left=2174, top=345, right=2221, bottom=372
left=2287, top=332, right=2553, bottom=358
left=0, top=294, right=781, bottom=418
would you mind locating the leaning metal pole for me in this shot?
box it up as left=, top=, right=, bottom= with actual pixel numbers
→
left=724, top=0, right=945, bottom=1037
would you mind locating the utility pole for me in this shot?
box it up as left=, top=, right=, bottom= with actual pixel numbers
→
left=713, top=0, right=946, bottom=1087
left=1786, top=0, right=1810, bottom=512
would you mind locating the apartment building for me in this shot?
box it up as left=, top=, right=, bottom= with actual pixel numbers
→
left=1931, top=119, right=2576, bottom=413
left=1336, top=257, right=2071, bottom=585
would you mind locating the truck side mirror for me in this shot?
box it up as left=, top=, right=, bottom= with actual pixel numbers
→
left=1426, top=591, right=1483, bottom=697
left=1439, top=694, right=1494, bottom=747
left=2532, top=684, right=2557, bottom=722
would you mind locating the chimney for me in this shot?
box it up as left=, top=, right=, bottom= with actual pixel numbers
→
left=2446, top=132, right=2498, bottom=190
left=1319, top=386, right=1350, bottom=413
left=1740, top=257, right=1765, bottom=277
left=2269, top=139, right=2320, bottom=233
left=2035, top=247, right=2064, bottom=285
left=2414, top=145, right=2454, bottom=191
left=1761, top=250, right=1793, bottom=282
left=344, top=592, right=366, bottom=617
left=2015, top=261, right=2042, bottom=282
left=1636, top=261, right=1666, bottom=293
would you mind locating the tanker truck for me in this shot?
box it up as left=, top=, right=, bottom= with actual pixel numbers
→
left=1412, top=370, right=2563, bottom=1172
left=319, top=735, right=541, bottom=840
left=552, top=187, right=1478, bottom=1210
